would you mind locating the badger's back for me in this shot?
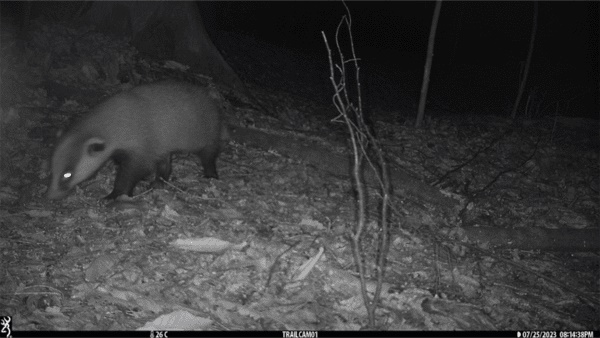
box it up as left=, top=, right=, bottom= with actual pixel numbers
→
left=88, top=81, right=222, bottom=156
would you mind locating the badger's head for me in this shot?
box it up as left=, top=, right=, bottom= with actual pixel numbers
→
left=47, top=134, right=110, bottom=199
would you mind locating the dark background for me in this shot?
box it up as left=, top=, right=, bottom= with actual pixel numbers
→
left=202, top=1, right=598, bottom=119
left=1, top=1, right=598, bottom=119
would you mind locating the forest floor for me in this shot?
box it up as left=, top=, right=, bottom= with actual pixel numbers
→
left=0, top=20, right=598, bottom=331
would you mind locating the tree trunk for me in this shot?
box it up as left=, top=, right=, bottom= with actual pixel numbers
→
left=83, top=1, right=245, bottom=91
left=511, top=1, right=538, bottom=119
left=415, top=0, right=442, bottom=128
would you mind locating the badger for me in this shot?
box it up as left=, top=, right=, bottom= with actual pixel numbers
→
left=47, top=81, right=227, bottom=200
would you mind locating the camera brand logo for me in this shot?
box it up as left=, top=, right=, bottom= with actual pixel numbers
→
left=0, top=316, right=11, bottom=338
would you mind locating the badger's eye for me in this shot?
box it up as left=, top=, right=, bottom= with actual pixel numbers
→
left=61, top=172, right=72, bottom=181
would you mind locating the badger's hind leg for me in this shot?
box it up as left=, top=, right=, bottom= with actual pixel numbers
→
left=105, top=150, right=154, bottom=199
left=155, top=154, right=172, bottom=182
left=198, top=143, right=220, bottom=179
left=150, top=154, right=172, bottom=191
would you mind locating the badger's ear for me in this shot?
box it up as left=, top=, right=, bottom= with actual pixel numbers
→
left=56, top=129, right=64, bottom=138
left=83, top=137, right=107, bottom=156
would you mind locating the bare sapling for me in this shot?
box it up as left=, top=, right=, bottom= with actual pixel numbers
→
left=321, top=3, right=393, bottom=328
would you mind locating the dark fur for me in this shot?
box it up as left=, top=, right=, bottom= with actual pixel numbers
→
left=48, top=81, right=226, bottom=199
